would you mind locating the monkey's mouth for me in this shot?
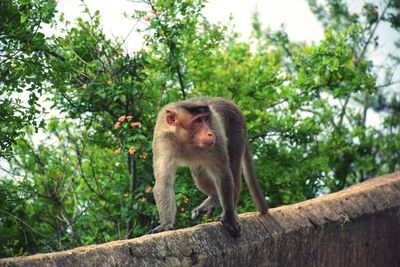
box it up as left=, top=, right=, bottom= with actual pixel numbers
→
left=197, top=142, right=215, bottom=150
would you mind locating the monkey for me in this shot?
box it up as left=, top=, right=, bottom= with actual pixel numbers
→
left=147, top=97, right=268, bottom=238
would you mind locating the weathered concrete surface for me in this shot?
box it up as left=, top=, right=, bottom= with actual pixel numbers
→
left=1, top=172, right=400, bottom=267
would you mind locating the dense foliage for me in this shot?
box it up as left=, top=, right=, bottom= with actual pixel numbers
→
left=0, top=0, right=399, bottom=257
left=0, top=0, right=57, bottom=158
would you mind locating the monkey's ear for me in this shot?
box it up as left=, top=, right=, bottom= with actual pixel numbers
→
left=166, top=109, right=178, bottom=126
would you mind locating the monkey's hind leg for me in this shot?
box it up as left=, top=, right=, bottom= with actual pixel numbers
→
left=190, top=167, right=219, bottom=220
left=191, top=196, right=218, bottom=220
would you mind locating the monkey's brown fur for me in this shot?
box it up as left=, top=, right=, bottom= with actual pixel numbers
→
left=148, top=97, right=267, bottom=238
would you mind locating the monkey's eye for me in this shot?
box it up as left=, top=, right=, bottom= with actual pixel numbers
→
left=194, top=117, right=203, bottom=123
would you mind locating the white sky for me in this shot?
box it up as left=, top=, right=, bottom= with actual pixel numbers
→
left=203, top=0, right=324, bottom=42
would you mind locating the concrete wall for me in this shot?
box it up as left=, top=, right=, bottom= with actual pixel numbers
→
left=1, top=172, right=400, bottom=267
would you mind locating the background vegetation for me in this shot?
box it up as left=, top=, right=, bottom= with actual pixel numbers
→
left=0, top=0, right=399, bottom=257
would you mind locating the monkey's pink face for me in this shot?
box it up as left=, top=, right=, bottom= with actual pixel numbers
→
left=166, top=110, right=216, bottom=150
left=188, top=113, right=216, bottom=149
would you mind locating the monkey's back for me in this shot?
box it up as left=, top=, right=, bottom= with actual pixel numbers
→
left=205, top=98, right=246, bottom=132
left=209, top=97, right=247, bottom=149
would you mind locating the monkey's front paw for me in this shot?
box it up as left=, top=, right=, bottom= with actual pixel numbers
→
left=147, top=223, right=173, bottom=235
left=218, top=216, right=241, bottom=238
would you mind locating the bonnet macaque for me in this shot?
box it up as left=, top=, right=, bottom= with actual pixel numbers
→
left=148, top=97, right=267, bottom=238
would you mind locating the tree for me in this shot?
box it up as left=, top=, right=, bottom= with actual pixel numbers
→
left=0, top=119, right=152, bottom=256
left=0, top=0, right=57, bottom=158
left=306, top=0, right=400, bottom=186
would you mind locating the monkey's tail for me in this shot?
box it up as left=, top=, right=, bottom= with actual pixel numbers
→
left=242, top=142, right=268, bottom=214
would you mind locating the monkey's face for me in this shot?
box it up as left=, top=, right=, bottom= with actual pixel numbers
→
left=189, top=113, right=216, bottom=149
left=166, top=109, right=216, bottom=150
